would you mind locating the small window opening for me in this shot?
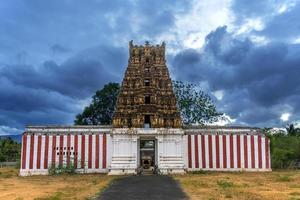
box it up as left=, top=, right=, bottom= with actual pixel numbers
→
left=145, top=95, right=150, bottom=104
left=163, top=118, right=167, bottom=127
left=144, top=115, right=151, bottom=128
left=144, top=79, right=150, bottom=86
left=128, top=118, right=132, bottom=128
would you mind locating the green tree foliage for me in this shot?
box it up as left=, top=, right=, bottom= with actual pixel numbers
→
left=269, top=135, right=300, bottom=169
left=173, top=81, right=223, bottom=125
left=264, top=124, right=300, bottom=169
left=286, top=124, right=300, bottom=136
left=0, top=138, right=21, bottom=162
left=74, top=82, right=120, bottom=125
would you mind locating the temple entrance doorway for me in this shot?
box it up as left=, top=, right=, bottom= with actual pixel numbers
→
left=139, top=139, right=156, bottom=170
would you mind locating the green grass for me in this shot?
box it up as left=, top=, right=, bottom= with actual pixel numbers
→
left=276, top=175, right=292, bottom=182
left=217, top=180, right=234, bottom=189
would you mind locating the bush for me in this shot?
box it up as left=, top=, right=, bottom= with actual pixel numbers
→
left=48, top=161, right=76, bottom=175
left=269, top=134, right=300, bottom=169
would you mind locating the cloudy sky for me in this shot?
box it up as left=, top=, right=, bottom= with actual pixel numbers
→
left=1, top=0, right=300, bottom=135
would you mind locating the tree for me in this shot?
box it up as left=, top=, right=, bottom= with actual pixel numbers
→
left=286, top=124, right=300, bottom=136
left=173, top=81, right=223, bottom=126
left=74, top=82, right=120, bottom=125
left=0, top=138, right=21, bottom=162
left=75, top=81, right=222, bottom=126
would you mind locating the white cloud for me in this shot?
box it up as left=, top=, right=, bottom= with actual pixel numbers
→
left=276, top=1, right=298, bottom=14
left=280, top=112, right=291, bottom=122
left=212, top=90, right=224, bottom=100
left=208, top=113, right=236, bottom=126
left=292, top=36, right=300, bottom=44
left=0, top=126, right=23, bottom=136
left=235, top=18, right=265, bottom=35
left=249, top=35, right=269, bottom=45
left=161, top=0, right=233, bottom=51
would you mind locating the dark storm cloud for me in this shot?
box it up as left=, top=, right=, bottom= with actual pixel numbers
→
left=1, top=0, right=300, bottom=134
left=258, top=3, right=300, bottom=41
left=0, top=0, right=192, bottom=134
left=231, top=0, right=300, bottom=42
left=1, top=45, right=126, bottom=98
left=173, top=26, right=300, bottom=127
left=51, top=44, right=70, bottom=54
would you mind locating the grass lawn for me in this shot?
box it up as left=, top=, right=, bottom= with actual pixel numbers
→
left=174, top=170, right=300, bottom=200
left=0, top=167, right=115, bottom=200
left=1, top=167, right=300, bottom=200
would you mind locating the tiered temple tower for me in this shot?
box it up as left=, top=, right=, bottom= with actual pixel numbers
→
left=112, top=41, right=181, bottom=128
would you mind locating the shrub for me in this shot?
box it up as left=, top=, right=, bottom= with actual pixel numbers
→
left=269, top=134, right=300, bottom=169
left=48, top=161, right=76, bottom=175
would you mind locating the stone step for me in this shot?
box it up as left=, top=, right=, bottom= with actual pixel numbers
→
left=142, top=169, right=153, bottom=175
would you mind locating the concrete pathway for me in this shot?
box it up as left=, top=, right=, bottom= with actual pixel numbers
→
left=99, top=175, right=188, bottom=200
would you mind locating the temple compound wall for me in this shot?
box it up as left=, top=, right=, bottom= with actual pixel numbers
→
left=20, top=126, right=271, bottom=176
left=20, top=41, right=271, bottom=176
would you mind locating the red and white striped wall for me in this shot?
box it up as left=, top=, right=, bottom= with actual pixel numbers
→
left=186, top=133, right=271, bottom=171
left=20, top=126, right=111, bottom=176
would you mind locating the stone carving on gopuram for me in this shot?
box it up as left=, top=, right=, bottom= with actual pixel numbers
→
left=112, top=41, right=181, bottom=128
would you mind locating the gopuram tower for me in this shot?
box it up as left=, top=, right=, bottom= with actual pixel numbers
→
left=113, top=41, right=181, bottom=128
left=109, top=41, right=185, bottom=175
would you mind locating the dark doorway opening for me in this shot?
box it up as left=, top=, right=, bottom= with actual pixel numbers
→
left=140, top=139, right=155, bottom=169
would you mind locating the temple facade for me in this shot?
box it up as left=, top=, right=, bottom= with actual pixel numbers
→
left=19, top=42, right=271, bottom=176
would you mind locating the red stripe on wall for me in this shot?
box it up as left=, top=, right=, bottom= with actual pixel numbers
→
left=88, top=134, right=93, bottom=169
left=81, top=135, right=85, bottom=168
left=36, top=135, right=42, bottom=169
left=201, top=135, right=206, bottom=168
left=95, top=134, right=99, bottom=169
left=52, top=135, right=56, bottom=167
left=237, top=135, right=241, bottom=168
left=216, top=135, right=220, bottom=168
left=208, top=135, right=213, bottom=168
left=21, top=134, right=27, bottom=169
left=194, top=135, right=199, bottom=168
left=230, top=134, right=234, bottom=168
left=74, top=135, right=78, bottom=169
left=258, top=134, right=262, bottom=168
left=102, top=133, right=107, bottom=169
left=44, top=135, right=49, bottom=169
left=188, top=135, right=192, bottom=168
left=29, top=135, right=34, bottom=169
left=222, top=135, right=227, bottom=168
left=244, top=135, right=248, bottom=168
left=67, top=134, right=71, bottom=167
left=59, top=135, right=64, bottom=166
left=251, top=135, right=255, bottom=168
left=265, top=137, right=270, bottom=169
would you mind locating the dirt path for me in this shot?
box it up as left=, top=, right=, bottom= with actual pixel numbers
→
left=99, top=175, right=188, bottom=200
